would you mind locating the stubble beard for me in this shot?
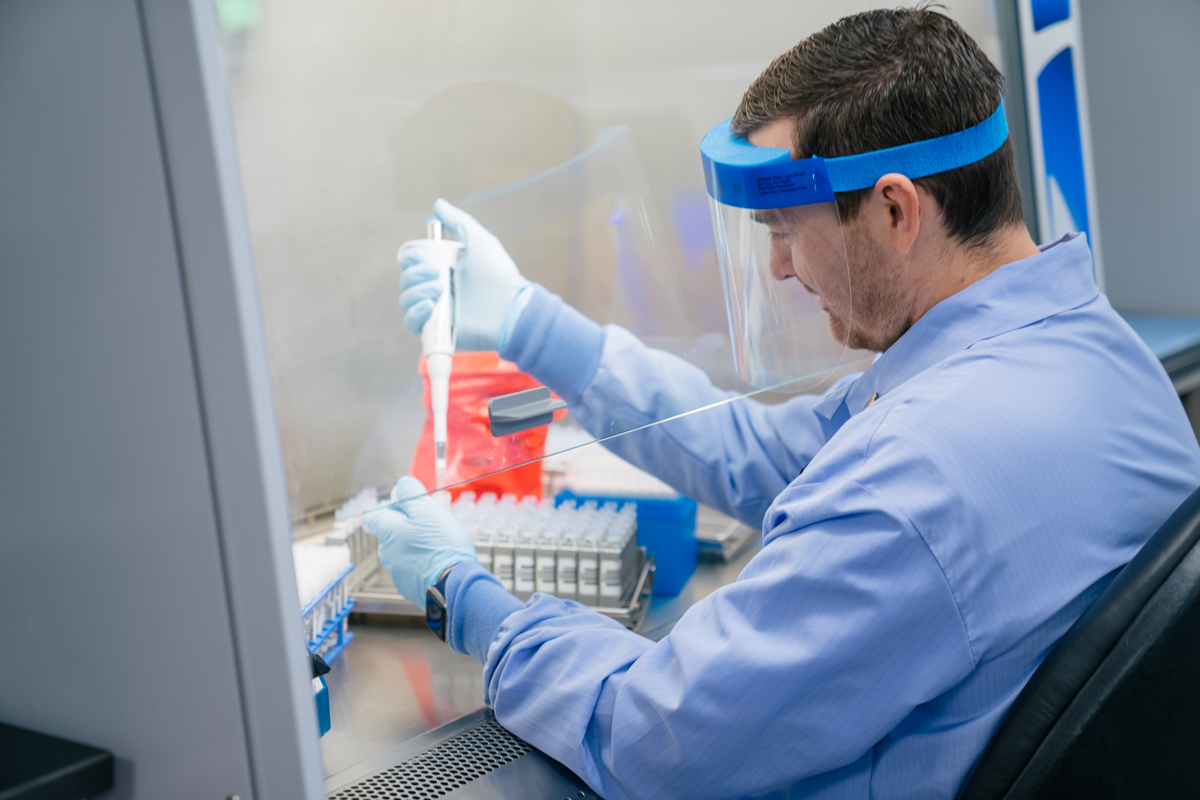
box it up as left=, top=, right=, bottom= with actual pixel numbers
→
left=835, top=228, right=912, bottom=353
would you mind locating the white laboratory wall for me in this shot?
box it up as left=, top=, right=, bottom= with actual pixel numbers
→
left=217, top=0, right=1002, bottom=516
left=1080, top=0, right=1200, bottom=315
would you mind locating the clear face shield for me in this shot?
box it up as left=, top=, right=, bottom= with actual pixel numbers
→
left=371, top=122, right=859, bottom=506
left=701, top=119, right=851, bottom=391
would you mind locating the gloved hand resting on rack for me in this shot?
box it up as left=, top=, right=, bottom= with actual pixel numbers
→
left=361, top=476, right=477, bottom=605
left=399, top=198, right=534, bottom=353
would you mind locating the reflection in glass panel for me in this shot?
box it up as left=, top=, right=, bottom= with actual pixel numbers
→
left=218, top=0, right=999, bottom=519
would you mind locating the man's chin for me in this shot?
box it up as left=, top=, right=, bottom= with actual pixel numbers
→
left=830, top=314, right=885, bottom=352
left=828, top=314, right=850, bottom=347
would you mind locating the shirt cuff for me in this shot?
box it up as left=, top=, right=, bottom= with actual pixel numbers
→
left=499, top=284, right=604, bottom=406
left=444, top=560, right=525, bottom=663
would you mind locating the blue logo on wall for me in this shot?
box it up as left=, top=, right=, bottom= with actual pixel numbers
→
left=1031, top=0, right=1070, bottom=31
left=1037, top=47, right=1089, bottom=242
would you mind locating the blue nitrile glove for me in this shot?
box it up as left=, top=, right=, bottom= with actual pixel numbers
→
left=361, top=476, right=477, bottom=605
left=399, top=198, right=534, bottom=352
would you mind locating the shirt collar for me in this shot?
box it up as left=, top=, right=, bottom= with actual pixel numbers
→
left=814, top=233, right=1098, bottom=422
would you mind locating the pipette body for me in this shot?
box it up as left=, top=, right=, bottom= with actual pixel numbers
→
left=399, top=219, right=463, bottom=505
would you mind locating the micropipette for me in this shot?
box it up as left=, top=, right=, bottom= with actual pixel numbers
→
left=398, top=218, right=464, bottom=506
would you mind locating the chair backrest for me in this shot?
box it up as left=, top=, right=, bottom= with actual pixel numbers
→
left=957, top=486, right=1200, bottom=799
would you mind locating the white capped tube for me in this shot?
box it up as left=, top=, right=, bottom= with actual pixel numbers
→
left=555, top=527, right=578, bottom=600
left=536, top=524, right=558, bottom=596
left=577, top=526, right=600, bottom=606
left=493, top=525, right=515, bottom=591
left=514, top=527, right=537, bottom=599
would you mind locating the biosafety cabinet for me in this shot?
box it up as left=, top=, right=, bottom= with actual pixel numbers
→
left=2, top=1, right=1198, bottom=799
left=0, top=1, right=868, bottom=796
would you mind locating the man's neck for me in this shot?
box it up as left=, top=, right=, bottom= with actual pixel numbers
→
left=909, top=225, right=1042, bottom=325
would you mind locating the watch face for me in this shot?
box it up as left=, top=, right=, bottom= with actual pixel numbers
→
left=426, top=587, right=447, bottom=642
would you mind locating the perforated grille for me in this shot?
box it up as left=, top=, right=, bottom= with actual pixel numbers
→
left=329, top=719, right=534, bottom=800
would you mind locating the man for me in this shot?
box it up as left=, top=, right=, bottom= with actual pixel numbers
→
left=367, top=9, right=1200, bottom=799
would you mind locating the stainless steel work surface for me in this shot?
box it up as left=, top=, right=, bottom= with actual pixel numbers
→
left=321, top=622, right=486, bottom=777
left=321, top=539, right=761, bottom=778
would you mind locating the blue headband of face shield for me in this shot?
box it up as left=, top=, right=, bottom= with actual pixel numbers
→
left=699, top=101, right=1009, bottom=210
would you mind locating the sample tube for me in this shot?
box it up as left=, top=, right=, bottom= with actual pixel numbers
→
left=618, top=504, right=638, bottom=600
left=452, top=491, right=477, bottom=518
left=492, top=522, right=515, bottom=592
left=536, top=523, right=558, bottom=597
left=514, top=525, right=537, bottom=600
left=599, top=526, right=624, bottom=608
left=577, top=524, right=600, bottom=607
left=473, top=513, right=494, bottom=576
left=555, top=526, right=578, bottom=601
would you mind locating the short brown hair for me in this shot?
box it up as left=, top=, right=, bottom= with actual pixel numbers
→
left=733, top=6, right=1025, bottom=248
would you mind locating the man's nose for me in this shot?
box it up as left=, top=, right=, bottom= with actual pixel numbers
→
left=769, top=238, right=795, bottom=281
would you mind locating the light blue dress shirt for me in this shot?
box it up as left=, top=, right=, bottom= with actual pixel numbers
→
left=442, top=233, right=1200, bottom=799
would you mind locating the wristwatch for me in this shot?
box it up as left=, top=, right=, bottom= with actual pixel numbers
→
left=425, top=569, right=452, bottom=642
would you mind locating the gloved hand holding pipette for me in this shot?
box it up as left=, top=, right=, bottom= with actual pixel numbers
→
left=399, top=198, right=534, bottom=354
left=362, top=476, right=477, bottom=605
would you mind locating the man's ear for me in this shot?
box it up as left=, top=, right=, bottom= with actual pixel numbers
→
left=867, top=173, right=922, bottom=256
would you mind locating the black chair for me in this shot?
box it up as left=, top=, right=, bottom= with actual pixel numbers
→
left=957, top=486, right=1200, bottom=799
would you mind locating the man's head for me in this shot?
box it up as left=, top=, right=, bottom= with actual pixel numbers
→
left=734, top=7, right=1027, bottom=351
